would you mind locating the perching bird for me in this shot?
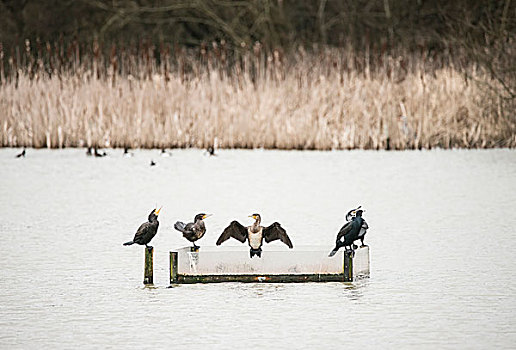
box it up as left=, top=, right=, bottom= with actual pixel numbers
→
left=216, top=214, right=293, bottom=258
left=345, top=205, right=365, bottom=249
left=174, top=213, right=212, bottom=250
left=15, top=149, right=26, bottom=158
left=123, top=208, right=161, bottom=250
left=328, top=209, right=368, bottom=257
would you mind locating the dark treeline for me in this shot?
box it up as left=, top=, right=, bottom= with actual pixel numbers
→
left=0, top=1, right=513, bottom=49
left=0, top=0, right=515, bottom=98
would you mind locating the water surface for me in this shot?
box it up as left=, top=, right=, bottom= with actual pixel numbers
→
left=0, top=148, right=515, bottom=349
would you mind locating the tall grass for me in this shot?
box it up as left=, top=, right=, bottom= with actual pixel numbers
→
left=1, top=41, right=514, bottom=149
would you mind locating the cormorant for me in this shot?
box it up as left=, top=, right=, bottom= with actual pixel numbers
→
left=16, top=149, right=26, bottom=158
left=328, top=209, right=368, bottom=257
left=150, top=160, right=157, bottom=166
left=345, top=205, right=364, bottom=249
left=216, top=214, right=293, bottom=258
left=174, top=213, right=212, bottom=250
left=123, top=208, right=161, bottom=250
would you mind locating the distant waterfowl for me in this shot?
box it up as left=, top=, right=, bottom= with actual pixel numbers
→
left=94, top=146, right=107, bottom=157
left=123, top=208, right=161, bottom=249
left=206, top=145, right=216, bottom=156
left=123, top=147, right=134, bottom=157
left=174, top=213, right=212, bottom=250
left=15, top=149, right=26, bottom=158
left=328, top=209, right=368, bottom=257
left=150, top=160, right=157, bottom=166
left=205, top=138, right=218, bottom=156
left=160, top=148, right=172, bottom=157
left=216, top=214, right=293, bottom=258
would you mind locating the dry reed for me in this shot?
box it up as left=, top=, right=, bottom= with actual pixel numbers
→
left=1, top=42, right=514, bottom=150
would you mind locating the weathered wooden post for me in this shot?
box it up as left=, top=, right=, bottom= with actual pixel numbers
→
left=144, top=247, right=153, bottom=284
left=170, top=251, right=178, bottom=284
left=343, top=250, right=353, bottom=282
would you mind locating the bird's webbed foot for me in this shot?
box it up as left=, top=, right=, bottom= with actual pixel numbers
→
left=146, top=245, right=153, bottom=251
left=360, top=244, right=368, bottom=248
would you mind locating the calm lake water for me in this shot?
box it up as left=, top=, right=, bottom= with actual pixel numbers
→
left=0, top=148, right=515, bottom=349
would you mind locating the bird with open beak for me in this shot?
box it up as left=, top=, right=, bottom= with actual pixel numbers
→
left=123, top=207, right=161, bottom=250
left=174, top=213, right=212, bottom=250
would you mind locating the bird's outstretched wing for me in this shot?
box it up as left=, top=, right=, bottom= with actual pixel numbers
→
left=336, top=221, right=352, bottom=242
left=216, top=221, right=248, bottom=245
left=263, top=222, right=293, bottom=248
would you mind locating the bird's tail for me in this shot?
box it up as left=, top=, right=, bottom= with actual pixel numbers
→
left=123, top=241, right=134, bottom=246
left=174, top=221, right=186, bottom=233
left=328, top=243, right=341, bottom=257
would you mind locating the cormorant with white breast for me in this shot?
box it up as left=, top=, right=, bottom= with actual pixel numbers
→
left=216, top=214, right=293, bottom=258
left=328, top=209, right=368, bottom=257
left=174, top=213, right=212, bottom=250
left=123, top=208, right=161, bottom=250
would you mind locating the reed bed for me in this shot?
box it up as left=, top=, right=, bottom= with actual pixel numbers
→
left=0, top=42, right=514, bottom=150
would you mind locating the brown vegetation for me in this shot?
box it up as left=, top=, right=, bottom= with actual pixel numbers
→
left=1, top=41, right=514, bottom=150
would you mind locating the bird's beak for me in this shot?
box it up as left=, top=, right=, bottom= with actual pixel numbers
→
left=248, top=215, right=255, bottom=219
left=155, top=207, right=162, bottom=215
left=202, top=214, right=212, bottom=219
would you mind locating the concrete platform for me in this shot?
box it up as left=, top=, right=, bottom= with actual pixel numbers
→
left=169, top=245, right=370, bottom=284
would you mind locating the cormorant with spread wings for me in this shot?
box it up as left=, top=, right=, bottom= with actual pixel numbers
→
left=216, top=214, right=293, bottom=258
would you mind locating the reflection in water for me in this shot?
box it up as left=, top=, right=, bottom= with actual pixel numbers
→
left=0, top=149, right=515, bottom=349
left=341, top=279, right=369, bottom=301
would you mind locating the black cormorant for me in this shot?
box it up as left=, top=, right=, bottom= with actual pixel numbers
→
left=216, top=214, right=293, bottom=258
left=16, top=149, right=26, bottom=158
left=174, top=213, right=212, bottom=249
left=345, top=205, right=361, bottom=221
left=328, top=209, right=368, bottom=257
left=123, top=208, right=161, bottom=250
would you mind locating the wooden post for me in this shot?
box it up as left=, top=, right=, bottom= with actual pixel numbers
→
left=170, top=251, right=178, bottom=284
left=343, top=250, right=353, bottom=282
left=144, top=247, right=153, bottom=284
